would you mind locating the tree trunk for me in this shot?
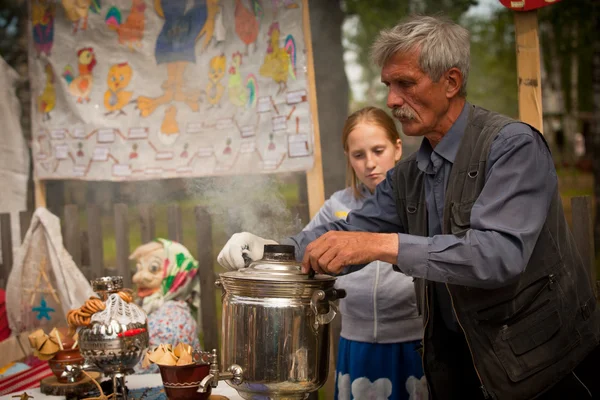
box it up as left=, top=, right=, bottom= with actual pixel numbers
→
left=308, top=0, right=349, bottom=199
left=591, top=1, right=600, bottom=253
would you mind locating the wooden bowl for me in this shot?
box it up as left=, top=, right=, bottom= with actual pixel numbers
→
left=158, top=363, right=212, bottom=400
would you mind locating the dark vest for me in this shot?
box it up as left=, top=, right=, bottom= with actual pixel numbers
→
left=391, top=105, right=600, bottom=400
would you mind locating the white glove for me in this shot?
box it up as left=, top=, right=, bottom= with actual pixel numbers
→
left=217, top=232, right=278, bottom=270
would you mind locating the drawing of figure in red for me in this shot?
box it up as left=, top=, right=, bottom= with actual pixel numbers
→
left=268, top=133, right=276, bottom=151
left=76, top=142, right=84, bottom=157
left=130, top=143, right=139, bottom=159
left=180, top=142, right=189, bottom=158
left=223, top=138, right=232, bottom=155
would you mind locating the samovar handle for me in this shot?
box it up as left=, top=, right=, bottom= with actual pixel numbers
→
left=310, top=288, right=347, bottom=328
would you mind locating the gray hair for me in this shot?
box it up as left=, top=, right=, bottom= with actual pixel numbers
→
left=370, top=15, right=470, bottom=97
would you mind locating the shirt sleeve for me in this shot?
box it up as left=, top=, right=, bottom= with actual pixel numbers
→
left=282, top=172, right=405, bottom=261
left=303, top=197, right=336, bottom=231
left=396, top=123, right=558, bottom=289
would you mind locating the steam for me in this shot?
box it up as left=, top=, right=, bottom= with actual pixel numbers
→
left=186, top=174, right=303, bottom=241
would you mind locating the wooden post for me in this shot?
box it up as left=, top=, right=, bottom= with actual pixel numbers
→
left=0, top=213, right=13, bottom=289
left=114, top=203, right=131, bottom=288
left=138, top=204, right=156, bottom=244
left=87, top=204, right=105, bottom=280
left=571, top=196, right=596, bottom=296
left=167, top=204, right=183, bottom=243
left=64, top=205, right=82, bottom=268
left=514, top=10, right=544, bottom=133
left=34, top=179, right=47, bottom=209
left=302, top=0, right=326, bottom=218
left=194, top=206, right=219, bottom=353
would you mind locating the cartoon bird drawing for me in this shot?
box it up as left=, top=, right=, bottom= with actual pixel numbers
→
left=63, top=47, right=97, bottom=103
left=31, top=0, right=55, bottom=57
left=61, top=0, right=101, bottom=33
left=259, top=22, right=296, bottom=95
left=105, top=0, right=146, bottom=50
left=38, top=63, right=56, bottom=121
left=234, top=0, right=262, bottom=55
left=136, top=0, right=220, bottom=141
left=104, top=62, right=133, bottom=116
left=206, top=54, right=226, bottom=108
left=228, top=52, right=258, bottom=109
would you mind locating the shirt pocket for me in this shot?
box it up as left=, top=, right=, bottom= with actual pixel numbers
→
left=450, top=200, right=475, bottom=236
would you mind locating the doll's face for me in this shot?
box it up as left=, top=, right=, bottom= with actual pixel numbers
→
left=132, top=248, right=165, bottom=298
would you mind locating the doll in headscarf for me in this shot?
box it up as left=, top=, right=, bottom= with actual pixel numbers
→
left=130, top=239, right=201, bottom=373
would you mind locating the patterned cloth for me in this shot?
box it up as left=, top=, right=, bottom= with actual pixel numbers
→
left=335, top=338, right=424, bottom=400
left=135, top=300, right=200, bottom=374
left=0, top=362, right=52, bottom=396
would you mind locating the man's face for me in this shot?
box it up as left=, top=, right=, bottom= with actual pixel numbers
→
left=381, top=50, right=450, bottom=137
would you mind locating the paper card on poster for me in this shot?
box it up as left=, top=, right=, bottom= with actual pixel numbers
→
left=272, top=116, right=287, bottom=132
left=257, top=97, right=271, bottom=113
left=186, top=122, right=203, bottom=134
left=51, top=129, right=66, bottom=140
left=155, top=151, right=174, bottom=160
left=217, top=118, right=235, bottom=130
left=145, top=167, right=163, bottom=175
left=241, top=125, right=255, bottom=138
left=37, top=153, right=48, bottom=160
left=73, top=128, right=86, bottom=139
left=197, top=147, right=213, bottom=157
left=262, top=160, right=278, bottom=170
left=97, top=129, right=116, bottom=143
left=113, top=164, right=132, bottom=177
left=286, top=90, right=307, bottom=104
left=92, top=147, right=110, bottom=161
left=288, top=134, right=311, bottom=158
left=73, top=165, right=86, bottom=176
left=128, top=127, right=149, bottom=139
left=54, top=144, right=69, bottom=159
left=176, top=166, right=193, bottom=173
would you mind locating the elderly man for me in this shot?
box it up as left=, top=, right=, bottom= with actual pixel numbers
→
left=218, top=15, right=599, bottom=400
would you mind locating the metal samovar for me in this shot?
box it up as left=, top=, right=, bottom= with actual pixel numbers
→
left=78, top=276, right=150, bottom=400
left=198, top=245, right=346, bottom=400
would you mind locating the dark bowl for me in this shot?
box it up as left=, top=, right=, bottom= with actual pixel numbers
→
left=48, top=348, right=85, bottom=383
left=158, top=363, right=212, bottom=400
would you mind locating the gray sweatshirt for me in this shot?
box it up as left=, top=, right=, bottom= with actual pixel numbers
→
left=303, top=186, right=422, bottom=343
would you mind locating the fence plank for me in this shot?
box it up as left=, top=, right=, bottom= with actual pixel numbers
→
left=195, top=206, right=218, bottom=352
left=167, top=204, right=183, bottom=243
left=19, top=211, right=32, bottom=243
left=114, top=204, right=131, bottom=288
left=87, top=204, right=105, bottom=280
left=0, top=213, right=13, bottom=290
left=571, top=196, right=596, bottom=296
left=64, top=205, right=82, bottom=271
left=138, top=205, right=155, bottom=244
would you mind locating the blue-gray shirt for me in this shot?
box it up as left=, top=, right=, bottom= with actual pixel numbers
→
left=284, top=103, right=557, bottom=327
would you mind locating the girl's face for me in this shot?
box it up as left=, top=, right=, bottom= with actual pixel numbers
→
left=347, top=122, right=402, bottom=192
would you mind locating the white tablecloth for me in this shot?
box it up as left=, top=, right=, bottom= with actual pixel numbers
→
left=0, top=373, right=243, bottom=400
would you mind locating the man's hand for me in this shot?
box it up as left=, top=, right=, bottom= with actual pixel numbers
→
left=217, top=232, right=278, bottom=270
left=301, top=231, right=399, bottom=275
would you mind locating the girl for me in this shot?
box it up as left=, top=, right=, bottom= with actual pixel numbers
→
left=304, top=107, right=423, bottom=400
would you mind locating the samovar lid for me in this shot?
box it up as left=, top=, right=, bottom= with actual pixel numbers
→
left=221, top=244, right=335, bottom=282
left=91, top=276, right=124, bottom=292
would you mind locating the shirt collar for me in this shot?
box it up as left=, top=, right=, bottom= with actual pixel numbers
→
left=416, top=102, right=470, bottom=172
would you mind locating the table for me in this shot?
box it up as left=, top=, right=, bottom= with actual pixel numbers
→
left=0, top=373, right=243, bottom=400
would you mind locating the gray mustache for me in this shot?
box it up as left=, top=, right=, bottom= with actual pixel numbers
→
left=392, top=106, right=416, bottom=120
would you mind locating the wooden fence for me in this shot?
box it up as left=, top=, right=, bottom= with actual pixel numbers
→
left=0, top=203, right=219, bottom=353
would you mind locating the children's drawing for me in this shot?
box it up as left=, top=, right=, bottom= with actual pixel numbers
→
left=206, top=54, right=226, bottom=108
left=259, top=22, right=296, bottom=94
left=61, top=0, right=101, bottom=33
left=63, top=47, right=97, bottom=103
left=228, top=52, right=258, bottom=108
left=104, top=62, right=134, bottom=116
left=136, top=0, right=220, bottom=143
left=32, top=0, right=56, bottom=57
left=77, top=142, right=84, bottom=157
left=38, top=63, right=56, bottom=121
left=272, top=0, right=298, bottom=16
left=235, top=0, right=262, bottom=55
left=105, top=0, right=146, bottom=50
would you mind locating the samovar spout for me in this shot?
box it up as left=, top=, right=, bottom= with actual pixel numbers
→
left=197, top=349, right=244, bottom=393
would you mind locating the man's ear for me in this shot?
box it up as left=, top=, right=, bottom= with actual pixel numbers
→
left=445, top=67, right=463, bottom=98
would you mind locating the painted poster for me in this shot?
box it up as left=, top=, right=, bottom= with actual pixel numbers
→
left=29, top=0, right=315, bottom=181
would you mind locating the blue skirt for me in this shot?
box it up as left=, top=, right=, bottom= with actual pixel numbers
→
left=334, top=338, right=424, bottom=400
